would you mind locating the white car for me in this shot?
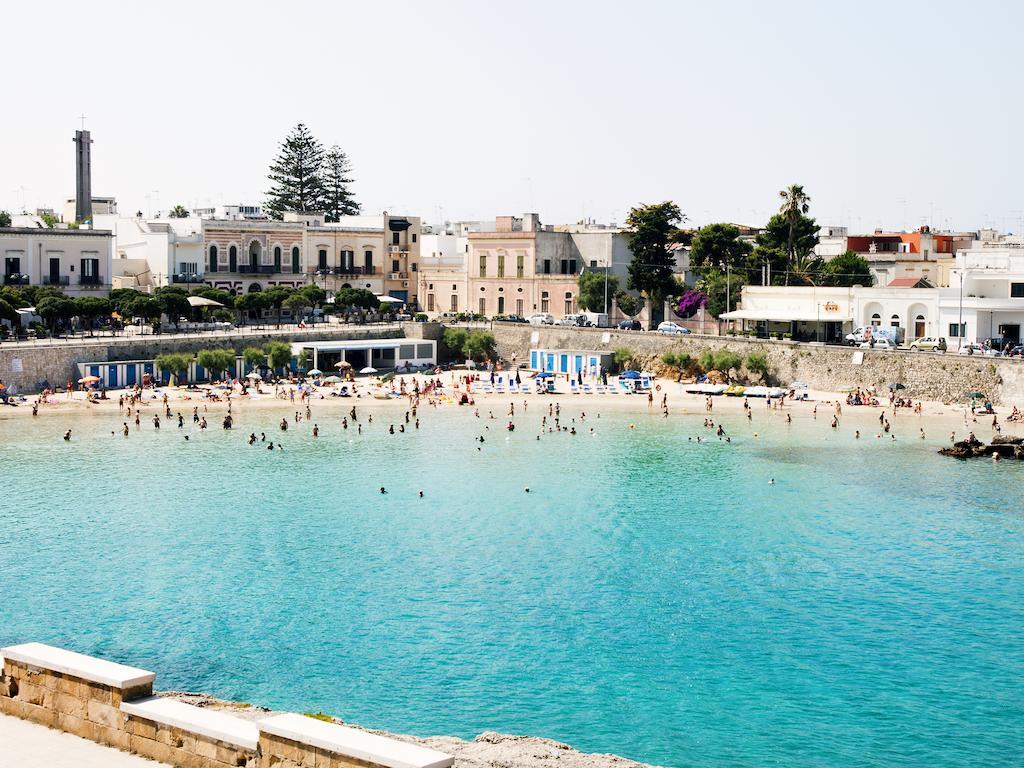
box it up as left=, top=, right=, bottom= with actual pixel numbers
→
left=859, top=338, right=894, bottom=350
left=527, top=313, right=554, bottom=325
left=958, top=342, right=1001, bottom=356
left=656, top=321, right=691, bottom=335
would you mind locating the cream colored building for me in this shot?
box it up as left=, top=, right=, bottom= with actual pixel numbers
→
left=418, top=214, right=631, bottom=317
left=1, top=226, right=113, bottom=296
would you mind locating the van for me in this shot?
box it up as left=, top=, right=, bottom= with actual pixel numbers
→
left=845, top=325, right=904, bottom=346
left=557, top=314, right=591, bottom=327
left=583, top=312, right=609, bottom=328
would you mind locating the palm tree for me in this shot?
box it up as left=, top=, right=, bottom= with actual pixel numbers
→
left=789, top=253, right=824, bottom=285
left=778, top=184, right=811, bottom=284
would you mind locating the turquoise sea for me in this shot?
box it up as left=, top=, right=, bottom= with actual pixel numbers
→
left=1, top=400, right=1022, bottom=767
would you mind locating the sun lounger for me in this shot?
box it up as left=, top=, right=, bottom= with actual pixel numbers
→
left=595, top=383, right=607, bottom=394
left=570, top=381, right=580, bottom=394
left=582, top=383, right=594, bottom=394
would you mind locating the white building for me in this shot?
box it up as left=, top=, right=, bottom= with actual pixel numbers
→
left=96, top=215, right=204, bottom=290
left=938, top=241, right=1024, bottom=348
left=722, top=284, right=940, bottom=344
left=1, top=226, right=113, bottom=296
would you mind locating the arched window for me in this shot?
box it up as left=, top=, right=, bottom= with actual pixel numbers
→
left=890, top=313, right=900, bottom=328
left=229, top=245, right=238, bottom=272
left=291, top=246, right=300, bottom=273
left=273, top=246, right=282, bottom=272
left=208, top=245, right=218, bottom=273
left=870, top=313, right=881, bottom=326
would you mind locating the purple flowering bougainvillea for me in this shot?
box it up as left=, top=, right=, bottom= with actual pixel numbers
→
left=675, top=289, right=708, bottom=319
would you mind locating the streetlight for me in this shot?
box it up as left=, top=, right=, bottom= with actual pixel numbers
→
left=958, top=268, right=964, bottom=351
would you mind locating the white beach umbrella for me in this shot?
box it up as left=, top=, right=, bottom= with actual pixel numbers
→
left=360, top=366, right=378, bottom=374
left=375, top=295, right=403, bottom=304
left=245, top=371, right=262, bottom=380
left=187, top=295, right=224, bottom=308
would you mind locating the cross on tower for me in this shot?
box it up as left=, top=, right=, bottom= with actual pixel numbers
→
left=79, top=114, right=87, bottom=130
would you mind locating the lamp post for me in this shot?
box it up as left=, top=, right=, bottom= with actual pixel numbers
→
left=958, top=269, right=964, bottom=351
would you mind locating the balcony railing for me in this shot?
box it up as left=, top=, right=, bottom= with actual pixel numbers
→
left=43, top=275, right=70, bottom=286
left=79, top=275, right=104, bottom=286
left=171, top=273, right=205, bottom=284
left=310, top=266, right=376, bottom=276
left=3, top=274, right=30, bottom=286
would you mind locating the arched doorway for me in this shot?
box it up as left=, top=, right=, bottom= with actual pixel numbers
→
left=862, top=301, right=883, bottom=328
left=248, top=240, right=261, bottom=271
left=907, top=302, right=929, bottom=339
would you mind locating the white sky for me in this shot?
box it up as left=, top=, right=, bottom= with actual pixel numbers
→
left=2, top=0, right=1020, bottom=232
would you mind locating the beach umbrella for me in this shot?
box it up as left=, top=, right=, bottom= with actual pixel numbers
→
left=381, top=371, right=396, bottom=382
left=620, top=370, right=641, bottom=380
left=323, top=375, right=343, bottom=384
left=375, top=295, right=403, bottom=304
left=334, top=360, right=352, bottom=369
left=535, top=371, right=554, bottom=379
left=78, top=375, right=100, bottom=384
left=360, top=366, right=378, bottom=374
left=888, top=383, right=906, bottom=391
left=245, top=371, right=262, bottom=380
left=307, top=368, right=323, bottom=377
left=187, top=295, right=224, bottom=308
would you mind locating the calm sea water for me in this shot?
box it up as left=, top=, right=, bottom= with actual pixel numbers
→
left=1, top=401, right=1022, bottom=767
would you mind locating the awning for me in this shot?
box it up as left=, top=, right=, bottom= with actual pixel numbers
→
left=720, top=309, right=853, bottom=322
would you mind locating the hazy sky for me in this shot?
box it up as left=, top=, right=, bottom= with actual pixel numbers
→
left=2, top=0, right=1020, bottom=232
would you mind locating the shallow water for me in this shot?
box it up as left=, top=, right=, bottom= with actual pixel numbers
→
left=1, top=401, right=1022, bottom=767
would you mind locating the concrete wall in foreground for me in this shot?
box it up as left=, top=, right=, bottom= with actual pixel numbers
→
left=492, top=324, right=1024, bottom=405
left=0, top=323, right=444, bottom=392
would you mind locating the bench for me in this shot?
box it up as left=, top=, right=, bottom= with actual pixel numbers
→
left=260, top=712, right=454, bottom=768
left=121, top=696, right=259, bottom=751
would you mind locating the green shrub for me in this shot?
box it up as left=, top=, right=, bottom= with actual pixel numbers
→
left=613, top=347, right=634, bottom=370
left=661, top=352, right=678, bottom=367
left=745, top=351, right=769, bottom=378
left=697, top=350, right=715, bottom=371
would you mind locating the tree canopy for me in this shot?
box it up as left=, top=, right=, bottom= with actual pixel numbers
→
left=0, top=210, right=11, bottom=227
left=577, top=270, right=619, bottom=313
left=323, top=146, right=359, bottom=221
left=168, top=205, right=189, bottom=218
left=626, top=201, right=685, bottom=310
left=265, top=124, right=328, bottom=219
left=824, top=250, right=874, bottom=287
left=689, top=223, right=754, bottom=275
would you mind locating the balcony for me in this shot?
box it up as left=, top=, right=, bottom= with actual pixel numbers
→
left=310, top=266, right=377, bottom=277
left=43, top=275, right=70, bottom=286
left=4, top=274, right=30, bottom=286
left=387, top=272, right=409, bottom=280
left=79, top=275, right=104, bottom=286
left=237, top=264, right=281, bottom=274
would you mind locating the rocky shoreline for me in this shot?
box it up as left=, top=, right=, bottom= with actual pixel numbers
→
left=939, top=434, right=1024, bottom=459
left=163, top=692, right=659, bottom=768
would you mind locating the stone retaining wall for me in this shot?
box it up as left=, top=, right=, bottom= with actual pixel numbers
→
left=491, top=324, right=1024, bottom=404
left=0, top=643, right=452, bottom=768
left=0, top=323, right=442, bottom=392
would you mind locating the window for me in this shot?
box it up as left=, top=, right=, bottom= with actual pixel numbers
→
left=890, top=314, right=900, bottom=328
left=411, top=263, right=417, bottom=272
left=291, top=246, right=300, bottom=273
left=411, top=233, right=417, bottom=243
left=569, top=259, right=577, bottom=274
left=318, top=249, right=328, bottom=270
left=479, top=297, right=486, bottom=315
left=560, top=259, right=568, bottom=274
left=516, top=298, right=524, bottom=315
left=427, top=294, right=435, bottom=312
left=228, top=245, right=237, bottom=271
left=497, top=296, right=505, bottom=314
left=450, top=295, right=458, bottom=312
left=564, top=293, right=573, bottom=314
left=516, top=253, right=524, bottom=278
left=870, top=313, right=881, bottom=326
left=273, top=246, right=282, bottom=272
left=208, top=245, right=218, bottom=273
left=181, top=262, right=197, bottom=275
left=543, top=259, right=551, bottom=274
left=541, top=290, right=549, bottom=313
left=341, top=250, right=354, bottom=271
left=1011, top=283, right=1024, bottom=298
left=949, top=323, right=966, bottom=338
left=479, top=253, right=487, bottom=278
left=392, top=232, right=400, bottom=246
left=364, top=250, right=373, bottom=272
left=497, top=253, right=505, bottom=278
left=590, top=260, right=598, bottom=269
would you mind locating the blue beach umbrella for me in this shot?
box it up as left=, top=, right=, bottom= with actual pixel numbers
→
left=535, top=371, right=554, bottom=379
left=620, top=370, right=641, bottom=380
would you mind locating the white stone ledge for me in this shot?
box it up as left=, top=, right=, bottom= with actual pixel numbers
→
left=259, top=713, right=454, bottom=768
left=1, top=643, right=155, bottom=690
left=121, top=696, right=259, bottom=751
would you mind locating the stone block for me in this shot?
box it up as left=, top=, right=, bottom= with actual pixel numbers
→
left=130, top=716, right=158, bottom=740
left=18, top=699, right=58, bottom=728
left=17, top=680, right=53, bottom=709
left=86, top=698, right=122, bottom=729
left=56, top=711, right=86, bottom=737
left=88, top=681, right=114, bottom=705
left=121, top=681, right=154, bottom=702
left=54, top=691, right=87, bottom=718
left=195, top=734, right=220, bottom=760
left=215, top=741, right=250, bottom=765
left=131, top=735, right=175, bottom=764
left=95, top=723, right=131, bottom=751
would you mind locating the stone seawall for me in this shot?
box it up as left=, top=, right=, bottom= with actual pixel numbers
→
left=491, top=325, right=1024, bottom=404
left=0, top=323, right=442, bottom=392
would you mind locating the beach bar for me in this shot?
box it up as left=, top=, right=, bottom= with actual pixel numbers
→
left=294, top=338, right=436, bottom=373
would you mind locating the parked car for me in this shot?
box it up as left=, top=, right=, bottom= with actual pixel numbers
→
left=618, top=319, right=642, bottom=330
left=958, top=342, right=987, bottom=356
left=1007, top=345, right=1024, bottom=357
left=909, top=336, right=947, bottom=352
left=527, top=313, right=555, bottom=325
left=557, top=313, right=591, bottom=327
left=859, top=338, right=895, bottom=350
left=656, top=321, right=691, bottom=335
left=496, top=314, right=528, bottom=323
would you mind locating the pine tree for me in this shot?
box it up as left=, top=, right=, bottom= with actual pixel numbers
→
left=265, top=124, right=327, bottom=219
left=322, top=146, right=360, bottom=221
